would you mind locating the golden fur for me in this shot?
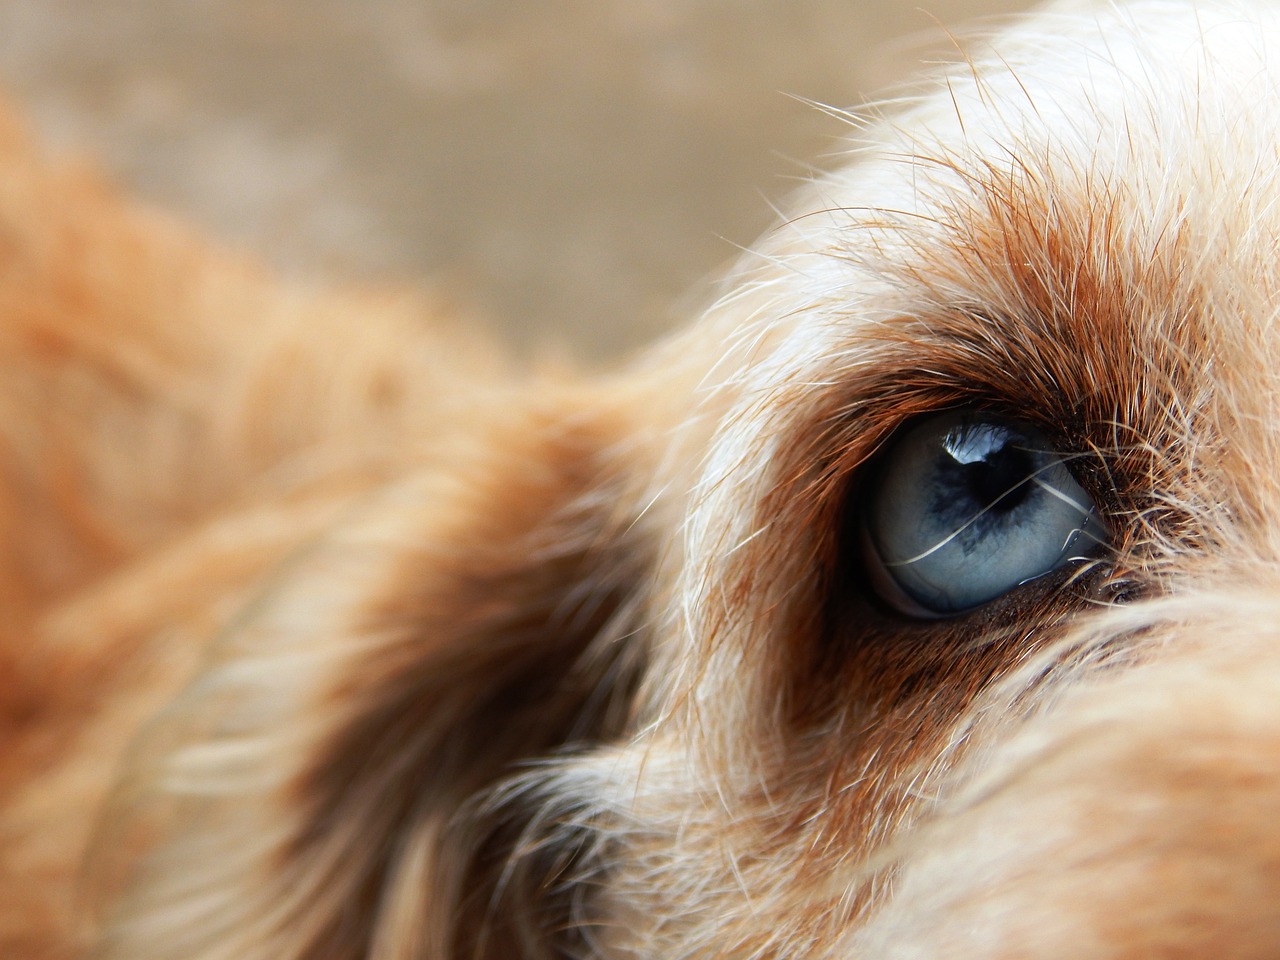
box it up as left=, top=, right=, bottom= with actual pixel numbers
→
left=5, top=0, right=1280, bottom=956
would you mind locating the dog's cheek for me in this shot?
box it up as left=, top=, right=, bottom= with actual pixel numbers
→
left=94, top=401, right=656, bottom=960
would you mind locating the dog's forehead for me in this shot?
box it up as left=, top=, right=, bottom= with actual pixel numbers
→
left=824, top=2, right=1280, bottom=304
left=717, top=0, right=1280, bottom=443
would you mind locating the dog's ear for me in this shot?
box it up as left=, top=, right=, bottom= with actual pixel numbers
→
left=96, top=399, right=656, bottom=960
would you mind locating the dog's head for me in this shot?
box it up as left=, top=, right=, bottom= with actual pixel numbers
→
left=99, top=1, right=1280, bottom=957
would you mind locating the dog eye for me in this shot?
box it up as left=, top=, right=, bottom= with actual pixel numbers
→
left=860, top=412, right=1108, bottom=618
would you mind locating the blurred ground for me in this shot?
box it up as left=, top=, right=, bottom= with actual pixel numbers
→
left=0, top=0, right=1029, bottom=358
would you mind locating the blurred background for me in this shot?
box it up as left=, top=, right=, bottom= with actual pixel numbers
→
left=0, top=0, right=1027, bottom=359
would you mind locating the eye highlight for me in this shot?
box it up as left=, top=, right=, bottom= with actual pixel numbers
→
left=860, top=411, right=1108, bottom=618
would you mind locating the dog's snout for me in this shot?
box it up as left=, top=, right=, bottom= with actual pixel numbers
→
left=851, top=617, right=1280, bottom=958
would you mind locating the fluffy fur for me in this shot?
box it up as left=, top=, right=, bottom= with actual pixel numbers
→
left=4, top=0, right=1280, bottom=956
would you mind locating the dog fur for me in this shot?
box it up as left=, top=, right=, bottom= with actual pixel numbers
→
left=4, top=0, right=1280, bottom=956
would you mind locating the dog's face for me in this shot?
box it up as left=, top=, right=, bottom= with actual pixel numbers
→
left=90, top=1, right=1280, bottom=957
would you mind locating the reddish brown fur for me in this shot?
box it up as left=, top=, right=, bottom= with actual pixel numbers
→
left=7, top=2, right=1280, bottom=957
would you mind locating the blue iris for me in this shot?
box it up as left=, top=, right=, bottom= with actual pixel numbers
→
left=863, top=412, right=1107, bottom=617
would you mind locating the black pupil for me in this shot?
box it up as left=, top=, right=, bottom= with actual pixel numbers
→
left=940, top=425, right=1035, bottom=515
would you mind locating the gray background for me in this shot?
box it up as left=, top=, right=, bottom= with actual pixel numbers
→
left=0, top=0, right=1026, bottom=358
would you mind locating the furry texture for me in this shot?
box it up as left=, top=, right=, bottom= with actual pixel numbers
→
left=4, top=0, right=1280, bottom=956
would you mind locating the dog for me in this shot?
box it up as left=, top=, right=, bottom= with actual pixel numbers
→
left=4, top=0, right=1280, bottom=956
